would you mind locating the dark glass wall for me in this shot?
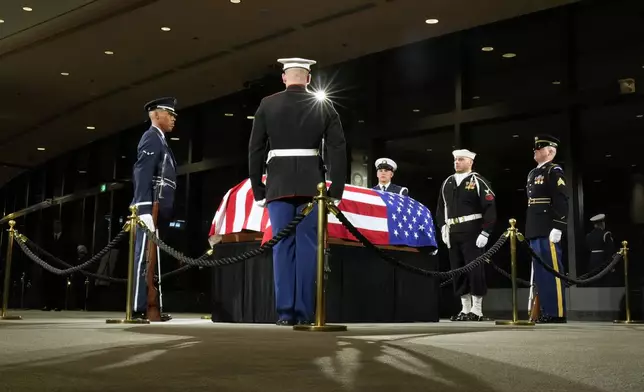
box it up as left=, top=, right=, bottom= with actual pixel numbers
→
left=1, top=0, right=643, bottom=312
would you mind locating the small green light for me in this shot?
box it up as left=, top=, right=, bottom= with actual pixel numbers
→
left=100, top=184, right=107, bottom=193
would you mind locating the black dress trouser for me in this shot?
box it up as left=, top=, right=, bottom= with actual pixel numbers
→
left=448, top=231, right=487, bottom=297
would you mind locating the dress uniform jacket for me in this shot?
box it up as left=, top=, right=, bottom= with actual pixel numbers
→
left=248, top=85, right=347, bottom=202
left=131, top=126, right=177, bottom=218
left=373, top=183, right=409, bottom=196
left=525, top=162, right=569, bottom=239
left=435, top=172, right=496, bottom=236
left=586, top=228, right=615, bottom=270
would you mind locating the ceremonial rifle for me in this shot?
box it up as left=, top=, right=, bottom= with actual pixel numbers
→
left=145, top=153, right=166, bottom=322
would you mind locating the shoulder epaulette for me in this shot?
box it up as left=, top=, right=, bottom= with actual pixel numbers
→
left=547, top=162, right=563, bottom=174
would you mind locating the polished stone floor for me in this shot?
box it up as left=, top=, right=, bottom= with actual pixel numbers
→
left=1, top=310, right=642, bottom=391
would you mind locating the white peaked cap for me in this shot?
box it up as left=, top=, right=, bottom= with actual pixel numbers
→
left=452, top=149, right=476, bottom=160
left=277, top=58, right=317, bottom=71
left=375, top=157, right=397, bottom=171
left=590, top=214, right=606, bottom=222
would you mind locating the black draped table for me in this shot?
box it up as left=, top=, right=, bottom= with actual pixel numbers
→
left=210, top=234, right=440, bottom=323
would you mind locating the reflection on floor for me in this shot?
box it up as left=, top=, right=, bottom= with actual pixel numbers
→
left=1, top=310, right=642, bottom=391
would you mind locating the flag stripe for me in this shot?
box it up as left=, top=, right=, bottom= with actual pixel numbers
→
left=208, top=178, right=437, bottom=249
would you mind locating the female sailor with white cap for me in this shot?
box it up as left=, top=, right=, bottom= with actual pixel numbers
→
left=372, top=158, right=409, bottom=195
left=435, top=149, right=497, bottom=321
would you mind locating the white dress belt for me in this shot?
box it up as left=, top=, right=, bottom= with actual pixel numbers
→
left=447, top=213, right=483, bottom=225
left=266, top=148, right=319, bottom=163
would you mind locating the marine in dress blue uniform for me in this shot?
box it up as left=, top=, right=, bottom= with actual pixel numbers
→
left=525, top=135, right=569, bottom=323
left=130, top=97, right=178, bottom=321
left=372, top=158, right=409, bottom=196
left=248, top=57, right=347, bottom=326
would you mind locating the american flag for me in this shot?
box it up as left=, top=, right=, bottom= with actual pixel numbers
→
left=208, top=177, right=438, bottom=249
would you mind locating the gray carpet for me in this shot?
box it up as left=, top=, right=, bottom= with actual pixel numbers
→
left=1, top=311, right=643, bottom=391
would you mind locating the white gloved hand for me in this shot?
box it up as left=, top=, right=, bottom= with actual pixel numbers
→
left=475, top=233, right=489, bottom=248
left=431, top=249, right=438, bottom=256
left=549, top=228, right=562, bottom=243
left=330, top=198, right=341, bottom=206
left=139, top=214, right=155, bottom=231
left=441, top=225, right=450, bottom=247
left=255, top=199, right=266, bottom=208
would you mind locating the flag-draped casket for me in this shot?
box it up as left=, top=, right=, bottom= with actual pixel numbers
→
left=208, top=178, right=438, bottom=249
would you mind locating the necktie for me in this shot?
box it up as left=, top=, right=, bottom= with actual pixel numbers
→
left=382, top=186, right=386, bottom=191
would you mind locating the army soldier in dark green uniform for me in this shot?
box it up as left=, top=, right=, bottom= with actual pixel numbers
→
left=525, top=135, right=569, bottom=323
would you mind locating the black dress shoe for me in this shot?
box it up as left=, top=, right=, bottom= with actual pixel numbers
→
left=450, top=312, right=467, bottom=321
left=465, top=312, right=486, bottom=321
left=276, top=319, right=294, bottom=326
left=131, top=312, right=147, bottom=320
left=536, top=315, right=567, bottom=324
left=159, top=313, right=172, bottom=322
left=296, top=320, right=312, bottom=326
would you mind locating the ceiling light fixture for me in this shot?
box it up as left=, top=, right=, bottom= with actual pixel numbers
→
left=230, top=0, right=241, bottom=3
left=247, top=116, right=255, bottom=120
left=224, top=113, right=234, bottom=117
left=472, top=96, right=480, bottom=100
left=78, top=170, right=87, bottom=174
left=37, top=147, right=45, bottom=151
left=104, top=50, right=114, bottom=55
left=121, top=156, right=126, bottom=159
left=170, top=137, right=180, bottom=141
left=61, top=72, right=69, bottom=76
left=357, top=120, right=364, bottom=123
left=22, top=7, right=33, bottom=12
left=502, top=53, right=516, bottom=58
left=427, top=177, right=433, bottom=180
left=425, top=19, right=439, bottom=24
left=552, top=81, right=561, bottom=85
left=412, top=109, right=420, bottom=112
left=426, top=148, right=433, bottom=152
left=637, top=114, right=643, bottom=118
left=161, top=26, right=171, bottom=31
left=605, top=154, right=612, bottom=158
left=481, top=47, right=494, bottom=52
left=512, top=134, right=519, bottom=138
left=86, top=126, right=95, bottom=130
left=0, top=19, right=4, bottom=23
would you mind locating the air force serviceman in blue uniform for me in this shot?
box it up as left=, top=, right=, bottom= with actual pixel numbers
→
left=248, top=57, right=347, bottom=326
left=373, top=158, right=409, bottom=196
left=130, top=97, right=178, bottom=322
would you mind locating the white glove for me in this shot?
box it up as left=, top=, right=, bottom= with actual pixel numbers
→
left=549, top=228, right=562, bottom=244
left=255, top=199, right=266, bottom=208
left=441, top=225, right=450, bottom=247
left=139, top=214, right=155, bottom=231
left=431, top=249, right=438, bottom=256
left=475, top=233, right=488, bottom=248
left=330, top=198, right=341, bottom=206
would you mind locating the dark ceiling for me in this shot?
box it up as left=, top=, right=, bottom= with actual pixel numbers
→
left=0, top=0, right=577, bottom=186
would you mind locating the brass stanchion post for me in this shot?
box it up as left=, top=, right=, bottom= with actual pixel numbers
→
left=106, top=207, right=149, bottom=324
left=614, top=241, right=643, bottom=324
left=84, top=277, right=89, bottom=311
left=496, top=219, right=534, bottom=326
left=1, top=220, right=22, bottom=320
left=294, top=183, right=347, bottom=332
